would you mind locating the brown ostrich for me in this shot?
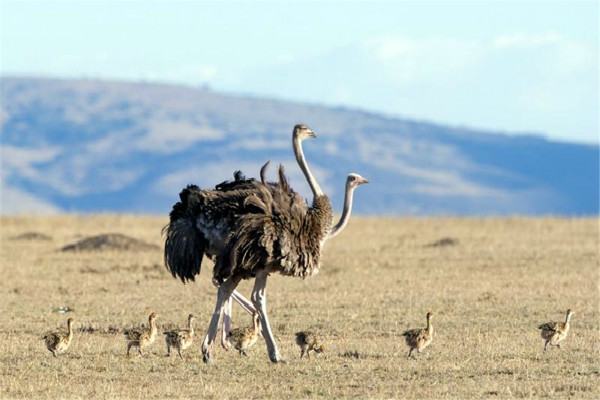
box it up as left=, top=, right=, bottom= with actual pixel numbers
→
left=538, top=309, right=573, bottom=351
left=124, top=312, right=158, bottom=356
left=163, top=314, right=196, bottom=359
left=42, top=317, right=74, bottom=357
left=402, top=312, right=434, bottom=359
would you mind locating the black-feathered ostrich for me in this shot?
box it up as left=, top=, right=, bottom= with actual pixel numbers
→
left=164, top=125, right=367, bottom=363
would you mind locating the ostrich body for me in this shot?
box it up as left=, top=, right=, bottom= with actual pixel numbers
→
left=295, top=330, right=325, bottom=359
left=538, top=309, right=573, bottom=351
left=402, top=312, right=434, bottom=359
left=163, top=314, right=195, bottom=359
left=42, top=318, right=74, bottom=357
left=228, top=313, right=261, bottom=356
left=164, top=128, right=315, bottom=349
left=124, top=312, right=158, bottom=356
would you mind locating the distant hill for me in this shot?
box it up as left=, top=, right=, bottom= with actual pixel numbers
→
left=1, top=77, right=598, bottom=215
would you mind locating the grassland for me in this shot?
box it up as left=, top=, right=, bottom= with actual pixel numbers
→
left=0, top=215, right=598, bottom=399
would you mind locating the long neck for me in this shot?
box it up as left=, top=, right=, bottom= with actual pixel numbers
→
left=293, top=137, right=323, bottom=198
left=188, top=319, right=194, bottom=335
left=328, top=182, right=355, bottom=239
left=67, top=321, right=73, bottom=339
left=565, top=312, right=572, bottom=324
left=426, top=316, right=432, bottom=333
left=149, top=318, right=157, bottom=335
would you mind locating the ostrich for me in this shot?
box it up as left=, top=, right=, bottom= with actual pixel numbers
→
left=295, top=330, right=325, bottom=359
left=538, top=309, right=573, bottom=351
left=163, top=314, right=196, bottom=359
left=199, top=165, right=331, bottom=362
left=402, top=312, right=434, bottom=359
left=216, top=166, right=368, bottom=349
left=164, top=125, right=319, bottom=349
left=124, top=312, right=158, bottom=357
left=201, top=138, right=370, bottom=363
left=42, top=318, right=74, bottom=357
left=164, top=124, right=367, bottom=363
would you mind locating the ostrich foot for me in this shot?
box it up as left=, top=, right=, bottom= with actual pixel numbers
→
left=269, top=351, right=286, bottom=364
left=202, top=349, right=213, bottom=364
left=221, top=339, right=232, bottom=351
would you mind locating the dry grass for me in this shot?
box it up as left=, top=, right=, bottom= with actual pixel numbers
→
left=0, top=215, right=598, bottom=399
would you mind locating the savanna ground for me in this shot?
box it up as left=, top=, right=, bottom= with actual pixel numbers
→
left=0, top=215, right=598, bottom=399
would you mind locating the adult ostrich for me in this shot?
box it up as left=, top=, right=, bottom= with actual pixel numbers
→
left=217, top=169, right=368, bottom=349
left=201, top=142, right=368, bottom=364
left=164, top=124, right=368, bottom=362
left=164, top=125, right=319, bottom=349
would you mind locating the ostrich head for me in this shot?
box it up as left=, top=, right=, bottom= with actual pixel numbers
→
left=148, top=312, right=157, bottom=323
left=565, top=309, right=574, bottom=321
left=347, top=173, right=369, bottom=188
left=293, top=124, right=316, bottom=141
left=314, top=340, right=325, bottom=354
left=188, top=314, right=195, bottom=322
left=67, top=317, right=75, bottom=326
left=426, top=312, right=433, bottom=320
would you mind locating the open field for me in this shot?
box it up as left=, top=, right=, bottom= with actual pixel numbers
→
left=1, top=215, right=598, bottom=399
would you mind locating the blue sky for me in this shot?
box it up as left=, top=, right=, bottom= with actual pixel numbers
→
left=1, top=0, right=598, bottom=143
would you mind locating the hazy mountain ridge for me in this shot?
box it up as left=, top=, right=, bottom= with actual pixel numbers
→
left=1, top=77, right=597, bottom=215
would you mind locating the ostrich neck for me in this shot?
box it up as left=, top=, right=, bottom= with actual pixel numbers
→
left=149, top=319, right=157, bottom=336
left=67, top=322, right=73, bottom=339
left=188, top=319, right=194, bottom=335
left=328, top=183, right=355, bottom=239
left=294, top=137, right=323, bottom=198
left=565, top=313, right=572, bottom=324
left=426, top=317, right=432, bottom=334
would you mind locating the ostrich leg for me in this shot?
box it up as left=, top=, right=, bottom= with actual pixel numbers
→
left=252, top=270, right=283, bottom=363
left=230, top=290, right=256, bottom=314
left=221, top=297, right=233, bottom=350
left=202, top=275, right=242, bottom=363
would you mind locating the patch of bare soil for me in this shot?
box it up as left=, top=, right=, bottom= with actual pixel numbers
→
left=425, top=237, right=459, bottom=247
left=11, top=232, right=52, bottom=241
left=61, top=233, right=159, bottom=252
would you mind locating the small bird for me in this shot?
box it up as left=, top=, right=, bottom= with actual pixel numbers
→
left=538, top=309, right=574, bottom=351
left=124, top=312, right=158, bottom=357
left=163, top=314, right=195, bottom=359
left=295, top=330, right=325, bottom=359
left=228, top=313, right=261, bottom=356
left=42, top=317, right=75, bottom=357
left=402, top=311, right=434, bottom=359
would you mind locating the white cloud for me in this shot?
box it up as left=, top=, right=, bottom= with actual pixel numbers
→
left=136, top=120, right=224, bottom=154
left=1, top=145, right=62, bottom=181
left=493, top=32, right=562, bottom=49
left=363, top=36, right=482, bottom=85
left=0, top=183, right=61, bottom=214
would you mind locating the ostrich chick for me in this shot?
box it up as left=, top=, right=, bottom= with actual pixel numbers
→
left=163, top=314, right=195, bottom=359
left=295, top=330, right=325, bottom=359
left=228, top=313, right=261, bottom=356
left=42, top=317, right=75, bottom=357
left=538, top=309, right=573, bottom=351
left=402, top=312, right=433, bottom=359
left=124, top=312, right=158, bottom=356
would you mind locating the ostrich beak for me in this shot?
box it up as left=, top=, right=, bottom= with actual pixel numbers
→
left=358, top=177, right=369, bottom=185
left=307, top=129, right=317, bottom=138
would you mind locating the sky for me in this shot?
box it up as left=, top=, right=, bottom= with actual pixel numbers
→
left=1, top=0, right=598, bottom=144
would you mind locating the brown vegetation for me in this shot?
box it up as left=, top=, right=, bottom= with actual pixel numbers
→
left=0, top=215, right=598, bottom=398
